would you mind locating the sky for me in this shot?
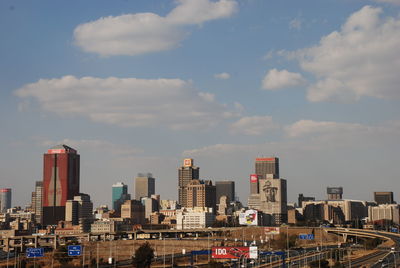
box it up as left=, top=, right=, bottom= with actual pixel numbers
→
left=1, top=0, right=400, bottom=208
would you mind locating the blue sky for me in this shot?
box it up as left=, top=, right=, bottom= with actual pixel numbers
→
left=1, top=0, right=400, bottom=208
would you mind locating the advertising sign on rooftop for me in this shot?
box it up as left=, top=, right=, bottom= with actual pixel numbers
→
left=250, top=174, right=258, bottom=183
left=239, top=209, right=258, bottom=226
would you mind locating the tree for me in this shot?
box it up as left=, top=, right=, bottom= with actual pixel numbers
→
left=133, top=242, right=154, bottom=268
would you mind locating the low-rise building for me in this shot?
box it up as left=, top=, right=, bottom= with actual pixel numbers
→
left=176, top=207, right=215, bottom=230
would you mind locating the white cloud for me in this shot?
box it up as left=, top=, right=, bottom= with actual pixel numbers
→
left=230, top=115, right=279, bottom=135
left=214, top=72, right=231, bottom=79
left=262, top=69, right=305, bottom=90
left=294, top=6, right=400, bottom=102
left=285, top=120, right=367, bottom=138
left=73, top=0, right=238, bottom=56
left=15, top=75, right=239, bottom=130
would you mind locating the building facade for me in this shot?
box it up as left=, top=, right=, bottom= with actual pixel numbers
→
left=255, top=157, right=279, bottom=180
left=374, top=192, right=394, bottom=205
left=176, top=207, right=215, bottom=229
left=186, top=180, right=216, bottom=210
left=0, top=188, right=12, bottom=213
left=112, top=182, right=130, bottom=212
left=121, top=199, right=145, bottom=225
left=258, top=176, right=287, bottom=225
left=134, top=173, right=155, bottom=201
left=42, top=144, right=80, bottom=225
left=215, top=181, right=235, bottom=204
left=178, top=158, right=199, bottom=207
left=33, top=181, right=43, bottom=224
left=327, top=187, right=343, bottom=200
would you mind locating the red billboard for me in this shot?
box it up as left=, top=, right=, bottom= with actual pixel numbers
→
left=250, top=174, right=258, bottom=183
left=212, top=247, right=257, bottom=259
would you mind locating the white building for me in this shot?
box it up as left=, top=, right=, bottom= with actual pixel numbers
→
left=176, top=207, right=215, bottom=230
left=368, top=204, right=400, bottom=224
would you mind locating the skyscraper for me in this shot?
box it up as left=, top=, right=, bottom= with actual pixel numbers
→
left=255, top=157, right=279, bottom=179
left=186, top=180, right=216, bottom=210
left=0, top=188, right=11, bottom=213
left=33, top=181, right=43, bottom=224
left=135, top=173, right=155, bottom=201
left=215, top=181, right=235, bottom=204
left=112, top=182, right=130, bottom=212
left=42, top=144, right=80, bottom=225
left=178, top=158, right=199, bottom=206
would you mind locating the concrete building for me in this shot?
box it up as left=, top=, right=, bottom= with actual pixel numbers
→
left=298, top=193, right=315, bottom=208
left=65, top=194, right=93, bottom=225
left=42, top=145, right=80, bottom=225
left=327, top=187, right=343, bottom=200
left=255, top=157, right=279, bottom=180
left=258, top=175, right=287, bottom=225
left=368, top=204, right=400, bottom=224
left=248, top=157, right=281, bottom=217
left=121, top=200, right=145, bottom=225
left=178, top=158, right=199, bottom=207
left=302, top=199, right=368, bottom=224
left=142, top=197, right=159, bottom=221
left=186, top=179, right=216, bottom=210
left=134, top=173, right=155, bottom=201
left=215, top=181, right=235, bottom=204
left=176, top=207, right=215, bottom=229
left=112, top=182, right=130, bottom=213
left=0, top=188, right=12, bottom=213
left=374, top=192, right=394, bottom=205
left=33, top=181, right=43, bottom=224
left=65, top=200, right=79, bottom=225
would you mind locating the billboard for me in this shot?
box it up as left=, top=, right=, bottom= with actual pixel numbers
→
left=183, top=158, right=193, bottom=167
left=212, top=247, right=258, bottom=259
left=250, top=174, right=258, bottom=183
left=239, top=209, right=258, bottom=226
left=327, top=187, right=343, bottom=194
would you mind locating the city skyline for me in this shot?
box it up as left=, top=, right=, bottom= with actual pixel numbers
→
left=1, top=0, right=400, bottom=207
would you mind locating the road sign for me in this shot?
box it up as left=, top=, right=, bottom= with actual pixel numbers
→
left=68, top=245, right=82, bottom=256
left=26, top=248, right=44, bottom=258
left=299, top=234, right=314, bottom=240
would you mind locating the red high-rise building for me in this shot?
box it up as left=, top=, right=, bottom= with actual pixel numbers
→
left=42, top=144, right=80, bottom=225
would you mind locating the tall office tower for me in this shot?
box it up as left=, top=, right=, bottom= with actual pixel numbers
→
left=33, top=181, right=43, bottom=224
left=216, top=181, right=235, bottom=204
left=327, top=187, right=343, bottom=200
left=135, top=173, right=155, bottom=201
left=259, top=175, right=288, bottom=225
left=374, top=192, right=394, bottom=205
left=112, top=182, right=130, bottom=212
left=255, top=157, right=279, bottom=179
left=0, top=188, right=12, bottom=213
left=42, top=144, right=80, bottom=225
left=186, top=180, right=216, bottom=211
left=178, top=158, right=199, bottom=206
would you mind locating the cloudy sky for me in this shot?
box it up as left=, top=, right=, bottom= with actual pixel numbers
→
left=1, top=0, right=400, bottom=208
